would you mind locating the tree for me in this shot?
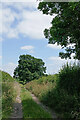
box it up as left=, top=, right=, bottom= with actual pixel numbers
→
left=38, top=2, right=80, bottom=60
left=13, top=54, right=46, bottom=84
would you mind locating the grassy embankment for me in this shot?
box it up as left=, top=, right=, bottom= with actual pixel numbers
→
left=20, top=85, right=52, bottom=118
left=25, top=74, right=57, bottom=99
left=0, top=71, right=17, bottom=118
left=0, top=71, right=52, bottom=119
left=26, top=63, right=80, bottom=119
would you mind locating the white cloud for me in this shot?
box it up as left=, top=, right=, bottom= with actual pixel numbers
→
left=11, top=2, right=38, bottom=10
left=29, top=50, right=34, bottom=54
left=1, top=7, right=19, bottom=38
left=21, top=45, right=35, bottom=54
left=0, top=37, right=3, bottom=42
left=21, top=45, right=34, bottom=50
left=2, top=2, right=38, bottom=12
left=46, top=56, right=78, bottom=74
left=47, top=43, right=62, bottom=49
left=0, top=56, right=2, bottom=59
left=7, top=29, right=18, bottom=38
left=1, top=3, right=54, bottom=40
left=49, top=56, right=63, bottom=61
left=17, top=10, right=53, bottom=39
left=2, top=62, right=17, bottom=76
left=3, top=9, right=15, bottom=23
left=49, top=56, right=77, bottom=63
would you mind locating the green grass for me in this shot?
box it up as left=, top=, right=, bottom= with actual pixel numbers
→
left=0, top=71, right=16, bottom=118
left=20, top=85, right=52, bottom=118
left=2, top=82, right=15, bottom=118
left=0, top=71, right=2, bottom=120
left=2, top=71, right=14, bottom=82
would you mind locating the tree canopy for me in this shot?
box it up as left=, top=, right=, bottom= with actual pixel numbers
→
left=13, top=54, right=46, bottom=84
left=38, top=2, right=80, bottom=60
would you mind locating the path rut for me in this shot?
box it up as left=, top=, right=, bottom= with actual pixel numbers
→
left=10, top=82, right=23, bottom=119
left=10, top=82, right=58, bottom=119
left=30, top=93, right=57, bottom=119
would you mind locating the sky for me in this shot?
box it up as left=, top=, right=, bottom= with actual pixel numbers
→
left=0, top=1, right=78, bottom=76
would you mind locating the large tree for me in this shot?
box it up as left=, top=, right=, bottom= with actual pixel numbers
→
left=38, top=2, right=80, bottom=60
left=13, top=54, right=46, bottom=83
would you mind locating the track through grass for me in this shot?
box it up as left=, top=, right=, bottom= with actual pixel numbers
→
left=20, top=85, right=52, bottom=118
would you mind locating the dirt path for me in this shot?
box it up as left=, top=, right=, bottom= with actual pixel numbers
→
left=10, top=82, right=57, bottom=119
left=10, top=82, right=23, bottom=119
left=30, top=92, right=57, bottom=119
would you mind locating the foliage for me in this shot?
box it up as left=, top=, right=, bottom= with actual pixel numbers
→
left=2, top=71, right=14, bottom=82
left=1, top=71, right=16, bottom=118
left=58, top=63, right=80, bottom=94
left=14, top=54, right=46, bottom=84
left=26, top=64, right=80, bottom=119
left=40, top=88, right=80, bottom=119
left=38, top=2, right=80, bottom=60
left=20, top=85, right=52, bottom=118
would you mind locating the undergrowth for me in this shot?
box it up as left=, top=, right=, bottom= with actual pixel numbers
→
left=26, top=63, right=80, bottom=119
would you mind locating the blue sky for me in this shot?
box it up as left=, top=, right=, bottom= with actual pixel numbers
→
left=0, top=1, right=77, bottom=76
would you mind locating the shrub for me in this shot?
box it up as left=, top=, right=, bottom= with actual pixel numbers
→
left=58, top=63, right=80, bottom=94
left=40, top=87, right=80, bottom=119
left=26, top=63, right=80, bottom=119
left=40, top=63, right=80, bottom=119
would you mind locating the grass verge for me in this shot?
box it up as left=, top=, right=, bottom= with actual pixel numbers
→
left=20, top=85, right=52, bottom=118
left=1, top=71, right=17, bottom=118
left=25, top=74, right=57, bottom=99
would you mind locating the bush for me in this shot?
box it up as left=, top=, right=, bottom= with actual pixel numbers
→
left=58, top=63, right=80, bottom=94
left=26, top=63, right=80, bottom=119
left=40, top=63, right=80, bottom=119
left=40, top=87, right=80, bottom=118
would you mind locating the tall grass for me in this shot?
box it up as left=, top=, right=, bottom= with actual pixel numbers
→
left=1, top=71, right=16, bottom=118
left=26, top=63, right=80, bottom=119
left=25, top=74, right=58, bottom=98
